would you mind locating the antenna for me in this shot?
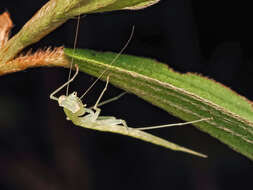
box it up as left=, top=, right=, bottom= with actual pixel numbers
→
left=80, top=26, right=135, bottom=100
left=66, top=11, right=81, bottom=96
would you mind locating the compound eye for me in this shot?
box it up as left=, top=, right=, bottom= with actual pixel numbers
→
left=58, top=95, right=66, bottom=106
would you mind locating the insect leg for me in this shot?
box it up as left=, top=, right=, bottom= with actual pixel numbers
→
left=91, top=92, right=127, bottom=108
left=97, top=118, right=128, bottom=127
left=135, top=117, right=212, bottom=130
left=50, top=64, right=79, bottom=101
left=91, top=107, right=101, bottom=122
left=80, top=111, right=95, bottom=121
left=116, top=119, right=127, bottom=128
left=93, top=106, right=128, bottom=129
left=97, top=116, right=117, bottom=120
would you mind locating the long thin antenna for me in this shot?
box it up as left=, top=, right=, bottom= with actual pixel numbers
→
left=66, top=14, right=81, bottom=96
left=80, top=26, right=135, bottom=100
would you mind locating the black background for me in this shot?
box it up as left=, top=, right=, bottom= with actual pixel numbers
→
left=1, top=0, right=253, bottom=190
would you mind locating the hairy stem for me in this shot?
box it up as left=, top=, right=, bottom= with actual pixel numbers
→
left=0, top=0, right=160, bottom=65
left=0, top=47, right=69, bottom=75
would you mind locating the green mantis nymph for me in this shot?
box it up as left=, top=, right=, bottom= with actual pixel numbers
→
left=50, top=63, right=211, bottom=158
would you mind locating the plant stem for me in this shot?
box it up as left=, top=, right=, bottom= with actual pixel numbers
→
left=0, top=47, right=69, bottom=75
left=0, top=0, right=68, bottom=65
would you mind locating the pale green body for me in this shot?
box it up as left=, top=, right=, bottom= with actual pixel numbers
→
left=50, top=65, right=207, bottom=158
left=63, top=94, right=207, bottom=158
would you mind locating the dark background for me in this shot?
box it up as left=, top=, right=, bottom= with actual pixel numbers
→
left=1, top=0, right=253, bottom=189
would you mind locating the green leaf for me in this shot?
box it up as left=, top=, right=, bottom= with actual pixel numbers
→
left=0, top=0, right=160, bottom=65
left=89, top=0, right=160, bottom=13
left=64, top=48, right=253, bottom=161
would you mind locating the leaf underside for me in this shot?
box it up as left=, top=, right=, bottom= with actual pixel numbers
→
left=64, top=48, right=253, bottom=160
